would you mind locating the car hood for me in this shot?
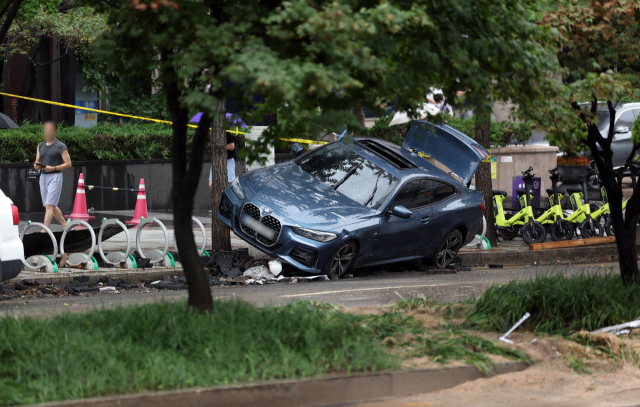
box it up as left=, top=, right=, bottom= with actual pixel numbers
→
left=402, top=120, right=489, bottom=184
left=245, top=163, right=375, bottom=230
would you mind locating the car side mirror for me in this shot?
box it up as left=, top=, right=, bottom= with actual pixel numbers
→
left=291, top=143, right=304, bottom=157
left=614, top=125, right=629, bottom=134
left=391, top=205, right=412, bottom=219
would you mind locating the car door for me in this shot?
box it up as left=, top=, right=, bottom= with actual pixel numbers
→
left=611, top=109, right=636, bottom=167
left=371, top=179, right=433, bottom=261
left=421, top=180, right=458, bottom=252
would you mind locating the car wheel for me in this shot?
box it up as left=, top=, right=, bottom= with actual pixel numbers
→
left=428, top=230, right=463, bottom=269
left=322, top=241, right=356, bottom=279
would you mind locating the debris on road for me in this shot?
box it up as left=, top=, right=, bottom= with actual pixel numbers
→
left=592, top=317, right=640, bottom=335
left=499, top=312, right=531, bottom=344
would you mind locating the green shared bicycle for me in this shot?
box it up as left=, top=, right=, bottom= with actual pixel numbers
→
left=562, top=168, right=604, bottom=238
left=493, top=167, right=547, bottom=244
left=536, top=168, right=574, bottom=241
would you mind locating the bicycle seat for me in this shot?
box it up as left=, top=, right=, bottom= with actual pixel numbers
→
left=567, top=188, right=584, bottom=194
left=516, top=189, right=531, bottom=197
left=546, top=188, right=555, bottom=196
left=492, top=190, right=508, bottom=197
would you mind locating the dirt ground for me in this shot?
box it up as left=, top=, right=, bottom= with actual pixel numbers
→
left=344, top=304, right=640, bottom=407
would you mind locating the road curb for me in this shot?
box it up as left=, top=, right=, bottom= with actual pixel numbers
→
left=459, top=243, right=640, bottom=266
left=26, top=362, right=529, bottom=407
left=2, top=267, right=185, bottom=286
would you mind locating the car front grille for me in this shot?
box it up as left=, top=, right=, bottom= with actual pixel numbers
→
left=239, top=203, right=282, bottom=247
left=257, top=215, right=282, bottom=246
left=240, top=203, right=261, bottom=237
left=289, top=246, right=319, bottom=268
left=219, top=194, right=233, bottom=219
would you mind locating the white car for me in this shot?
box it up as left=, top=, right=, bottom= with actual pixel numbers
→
left=0, top=188, right=23, bottom=281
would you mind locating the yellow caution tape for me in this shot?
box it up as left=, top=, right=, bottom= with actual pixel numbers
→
left=0, top=92, right=245, bottom=135
left=1, top=92, right=340, bottom=145
left=279, top=137, right=328, bottom=145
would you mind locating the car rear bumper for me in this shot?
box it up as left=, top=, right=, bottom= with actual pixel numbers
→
left=218, top=190, right=343, bottom=274
left=0, top=235, right=24, bottom=281
left=0, top=259, right=22, bottom=281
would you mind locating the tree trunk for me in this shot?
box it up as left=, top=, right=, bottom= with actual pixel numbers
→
left=353, top=105, right=365, bottom=137
left=165, top=77, right=214, bottom=312
left=475, top=107, right=498, bottom=247
left=211, top=99, right=232, bottom=251
left=583, top=100, right=639, bottom=284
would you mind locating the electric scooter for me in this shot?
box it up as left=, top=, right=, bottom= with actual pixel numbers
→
left=536, top=168, right=574, bottom=241
left=493, top=167, right=547, bottom=244
left=563, top=168, right=604, bottom=238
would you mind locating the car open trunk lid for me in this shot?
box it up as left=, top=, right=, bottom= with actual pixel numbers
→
left=402, top=120, right=489, bottom=184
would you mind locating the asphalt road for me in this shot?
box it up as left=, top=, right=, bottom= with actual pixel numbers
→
left=0, top=262, right=620, bottom=318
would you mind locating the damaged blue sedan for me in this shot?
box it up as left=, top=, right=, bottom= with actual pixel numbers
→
left=218, top=120, right=488, bottom=278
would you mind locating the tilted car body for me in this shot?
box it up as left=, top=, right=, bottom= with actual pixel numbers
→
left=218, top=120, right=487, bottom=277
left=0, top=187, right=23, bottom=281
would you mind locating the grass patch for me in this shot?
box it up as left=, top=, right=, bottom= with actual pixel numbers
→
left=406, top=329, right=533, bottom=374
left=564, top=355, right=590, bottom=374
left=0, top=300, right=394, bottom=406
left=465, top=273, right=640, bottom=335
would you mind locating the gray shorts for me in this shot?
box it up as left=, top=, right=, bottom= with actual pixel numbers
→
left=40, top=172, right=63, bottom=207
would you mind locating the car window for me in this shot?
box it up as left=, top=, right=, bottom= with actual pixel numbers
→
left=615, top=110, right=635, bottom=132
left=296, top=143, right=400, bottom=209
left=429, top=180, right=456, bottom=204
left=391, top=179, right=431, bottom=210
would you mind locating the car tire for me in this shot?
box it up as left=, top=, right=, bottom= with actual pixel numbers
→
left=427, top=230, right=463, bottom=269
left=322, top=240, right=356, bottom=280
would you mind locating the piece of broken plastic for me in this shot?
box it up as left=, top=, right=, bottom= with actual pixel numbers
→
left=243, top=265, right=274, bottom=280
left=269, top=259, right=283, bottom=276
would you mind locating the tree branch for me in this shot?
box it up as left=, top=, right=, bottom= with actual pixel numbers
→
left=33, top=50, right=71, bottom=67
left=0, top=0, right=24, bottom=44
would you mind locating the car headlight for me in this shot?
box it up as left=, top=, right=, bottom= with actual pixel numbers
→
left=292, top=227, right=337, bottom=242
left=231, top=177, right=244, bottom=200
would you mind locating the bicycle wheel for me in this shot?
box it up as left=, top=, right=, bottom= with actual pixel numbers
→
left=498, top=226, right=519, bottom=240
left=550, top=220, right=574, bottom=241
left=522, top=222, right=546, bottom=245
left=579, top=218, right=604, bottom=238
left=604, top=218, right=614, bottom=237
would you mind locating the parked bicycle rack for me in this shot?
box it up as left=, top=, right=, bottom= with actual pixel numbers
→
left=173, top=217, right=208, bottom=256
left=20, top=222, right=58, bottom=273
left=136, top=217, right=175, bottom=267
left=98, top=218, right=137, bottom=269
left=465, top=215, right=491, bottom=250
left=60, top=220, right=98, bottom=270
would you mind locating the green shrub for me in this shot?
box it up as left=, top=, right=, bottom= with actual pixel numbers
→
left=0, top=123, right=195, bottom=163
left=465, top=272, right=640, bottom=335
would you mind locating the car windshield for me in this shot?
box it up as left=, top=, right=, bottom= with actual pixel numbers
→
left=296, top=143, right=400, bottom=209
left=595, top=109, right=611, bottom=131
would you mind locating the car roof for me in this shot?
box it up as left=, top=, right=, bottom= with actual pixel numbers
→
left=341, top=137, right=461, bottom=186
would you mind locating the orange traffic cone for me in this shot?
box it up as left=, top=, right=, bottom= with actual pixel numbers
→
left=66, top=173, right=95, bottom=221
left=126, top=178, right=149, bottom=225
